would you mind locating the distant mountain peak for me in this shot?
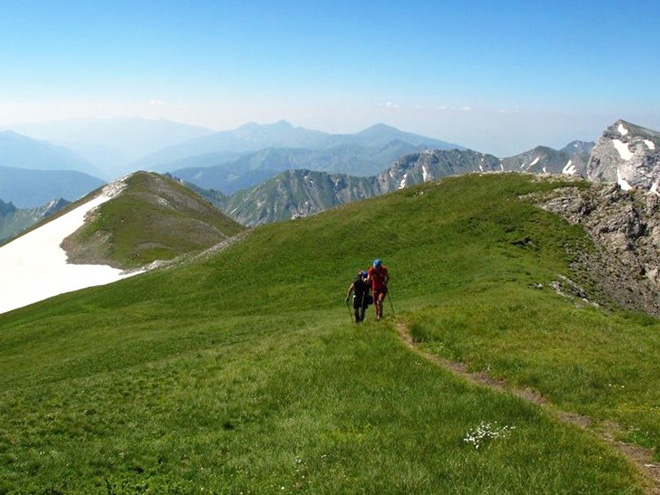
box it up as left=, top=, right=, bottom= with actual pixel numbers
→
left=237, top=122, right=259, bottom=131
left=560, top=140, right=595, bottom=156
left=0, top=198, right=17, bottom=216
left=238, top=120, right=294, bottom=131
left=587, top=119, right=660, bottom=191
left=358, top=123, right=400, bottom=135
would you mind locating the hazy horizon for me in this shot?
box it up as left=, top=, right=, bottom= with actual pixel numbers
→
left=1, top=0, right=659, bottom=156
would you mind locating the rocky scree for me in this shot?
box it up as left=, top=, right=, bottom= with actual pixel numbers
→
left=532, top=183, right=660, bottom=316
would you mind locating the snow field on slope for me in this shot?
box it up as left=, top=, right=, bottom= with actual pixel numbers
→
left=0, top=186, right=139, bottom=315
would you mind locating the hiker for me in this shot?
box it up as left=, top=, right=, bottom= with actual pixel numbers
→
left=366, top=259, right=389, bottom=320
left=345, top=271, right=372, bottom=323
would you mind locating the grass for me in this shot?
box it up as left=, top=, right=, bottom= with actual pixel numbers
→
left=71, top=172, right=244, bottom=268
left=0, top=173, right=657, bottom=493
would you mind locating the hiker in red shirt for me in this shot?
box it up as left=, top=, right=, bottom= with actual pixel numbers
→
left=367, top=259, right=389, bottom=320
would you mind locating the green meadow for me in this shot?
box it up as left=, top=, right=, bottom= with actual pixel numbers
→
left=1, top=173, right=657, bottom=494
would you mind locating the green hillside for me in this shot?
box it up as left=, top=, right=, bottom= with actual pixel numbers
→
left=1, top=174, right=658, bottom=494
left=66, top=172, right=245, bottom=269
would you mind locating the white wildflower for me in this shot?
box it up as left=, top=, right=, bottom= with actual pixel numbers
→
left=463, top=421, right=516, bottom=449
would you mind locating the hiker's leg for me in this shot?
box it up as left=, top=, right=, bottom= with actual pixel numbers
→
left=377, top=292, right=385, bottom=318
left=379, top=292, right=386, bottom=318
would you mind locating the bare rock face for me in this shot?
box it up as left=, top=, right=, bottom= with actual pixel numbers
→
left=587, top=120, right=660, bottom=193
left=536, top=184, right=660, bottom=316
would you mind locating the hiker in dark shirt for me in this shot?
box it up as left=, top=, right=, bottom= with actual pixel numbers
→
left=345, top=271, right=372, bottom=323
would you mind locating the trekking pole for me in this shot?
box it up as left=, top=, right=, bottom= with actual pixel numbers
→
left=388, top=289, right=395, bottom=316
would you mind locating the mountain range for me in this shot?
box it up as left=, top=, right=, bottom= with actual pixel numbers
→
left=170, top=141, right=445, bottom=195
left=131, top=121, right=463, bottom=182
left=0, top=131, right=101, bottom=175
left=0, top=165, right=105, bottom=209
left=192, top=139, right=597, bottom=226
left=4, top=117, right=658, bottom=236
left=186, top=119, right=657, bottom=227
left=0, top=120, right=463, bottom=208
left=7, top=118, right=214, bottom=175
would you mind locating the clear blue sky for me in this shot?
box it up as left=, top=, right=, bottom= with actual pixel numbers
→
left=1, top=0, right=659, bottom=155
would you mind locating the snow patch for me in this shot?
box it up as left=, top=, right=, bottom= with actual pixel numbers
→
left=618, top=123, right=629, bottom=136
left=617, top=170, right=634, bottom=191
left=500, top=163, right=504, bottom=172
left=543, top=166, right=547, bottom=173
left=612, top=139, right=634, bottom=161
left=479, top=164, right=484, bottom=172
left=0, top=182, right=140, bottom=315
left=562, top=160, right=577, bottom=175
left=389, top=170, right=395, bottom=179
left=529, top=156, right=540, bottom=168
left=644, top=139, right=656, bottom=151
left=398, top=174, right=408, bottom=189
left=422, top=165, right=430, bottom=182
left=650, top=181, right=660, bottom=197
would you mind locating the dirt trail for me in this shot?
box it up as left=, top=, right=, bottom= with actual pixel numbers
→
left=395, top=322, right=660, bottom=495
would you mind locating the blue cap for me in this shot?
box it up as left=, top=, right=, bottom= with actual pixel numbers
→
left=360, top=271, right=367, bottom=278
left=373, top=259, right=382, bottom=268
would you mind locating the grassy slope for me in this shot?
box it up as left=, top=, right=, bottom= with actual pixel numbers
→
left=0, top=174, right=657, bottom=493
left=71, top=172, right=245, bottom=268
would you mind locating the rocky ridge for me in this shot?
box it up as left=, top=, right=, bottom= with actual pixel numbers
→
left=534, top=183, right=660, bottom=316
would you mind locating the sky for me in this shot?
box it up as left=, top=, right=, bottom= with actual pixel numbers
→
left=0, top=0, right=659, bottom=156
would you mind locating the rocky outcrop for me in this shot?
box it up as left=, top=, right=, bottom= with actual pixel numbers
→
left=535, top=183, right=660, bottom=316
left=587, top=120, right=660, bottom=193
